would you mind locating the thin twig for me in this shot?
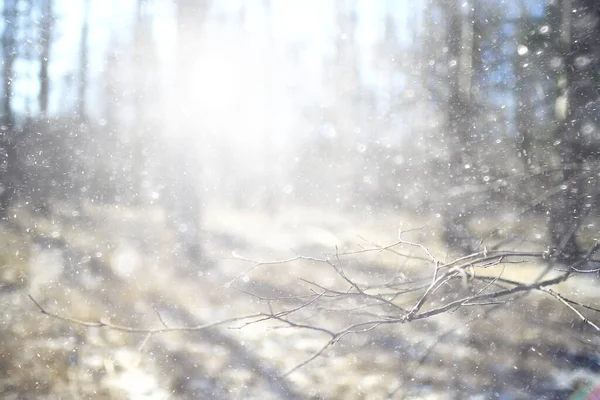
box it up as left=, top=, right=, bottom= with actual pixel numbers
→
left=282, top=339, right=336, bottom=377
left=154, top=308, right=170, bottom=328
left=29, top=294, right=265, bottom=334
left=540, top=287, right=600, bottom=332
left=226, top=253, right=329, bottom=286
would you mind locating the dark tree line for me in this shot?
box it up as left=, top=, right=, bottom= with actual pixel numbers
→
left=412, top=0, right=600, bottom=265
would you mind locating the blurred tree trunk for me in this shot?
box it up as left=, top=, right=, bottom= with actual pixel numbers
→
left=2, top=0, right=16, bottom=129
left=441, top=0, right=479, bottom=252
left=504, top=3, right=562, bottom=217
left=548, top=0, right=600, bottom=261
left=129, top=0, right=160, bottom=204
left=261, top=0, right=278, bottom=213
left=334, top=0, right=363, bottom=206
left=77, top=0, right=90, bottom=122
left=0, top=0, right=18, bottom=220
left=514, top=9, right=535, bottom=171
left=164, top=0, right=210, bottom=264
left=39, top=0, right=52, bottom=116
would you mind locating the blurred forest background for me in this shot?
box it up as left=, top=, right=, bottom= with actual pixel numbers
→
left=1, top=0, right=600, bottom=398
left=1, top=0, right=600, bottom=260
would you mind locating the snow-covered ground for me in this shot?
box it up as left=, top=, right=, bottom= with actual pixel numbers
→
left=1, top=202, right=599, bottom=399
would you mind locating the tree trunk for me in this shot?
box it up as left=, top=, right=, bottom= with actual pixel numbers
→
left=77, top=0, right=90, bottom=122
left=548, top=0, right=600, bottom=261
left=39, top=0, right=52, bottom=116
left=0, top=0, right=18, bottom=220
left=441, top=0, right=478, bottom=253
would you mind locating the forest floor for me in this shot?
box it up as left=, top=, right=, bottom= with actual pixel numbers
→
left=1, top=201, right=599, bottom=399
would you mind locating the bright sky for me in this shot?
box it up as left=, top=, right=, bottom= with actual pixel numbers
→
left=39, top=0, right=419, bottom=118
left=6, top=0, right=420, bottom=188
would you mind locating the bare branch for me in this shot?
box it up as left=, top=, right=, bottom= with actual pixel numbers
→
left=282, top=339, right=336, bottom=377
left=226, top=252, right=330, bottom=286
left=408, top=272, right=571, bottom=321
left=29, top=294, right=265, bottom=334
left=31, top=234, right=600, bottom=381
left=540, top=287, right=600, bottom=332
